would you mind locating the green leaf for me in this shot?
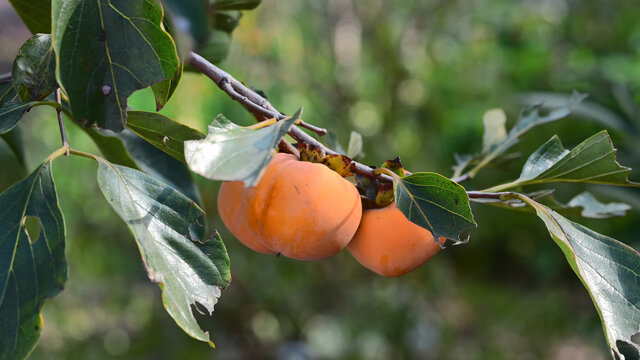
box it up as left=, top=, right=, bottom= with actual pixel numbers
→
left=517, top=131, right=638, bottom=186
left=325, top=130, right=347, bottom=155
left=1, top=127, right=27, bottom=171
left=519, top=195, right=640, bottom=359
left=12, top=34, right=57, bottom=102
left=52, top=0, right=180, bottom=132
left=161, top=0, right=210, bottom=44
left=394, top=172, right=476, bottom=242
left=127, top=111, right=205, bottom=163
left=185, top=111, right=298, bottom=187
left=194, top=30, right=230, bottom=65
left=211, top=11, right=242, bottom=33
left=96, top=158, right=229, bottom=346
left=0, top=161, right=67, bottom=360
left=0, top=101, right=43, bottom=135
left=213, top=0, right=261, bottom=11
left=0, top=82, right=17, bottom=106
left=346, top=130, right=363, bottom=159
left=8, top=0, right=52, bottom=34
left=82, top=128, right=140, bottom=169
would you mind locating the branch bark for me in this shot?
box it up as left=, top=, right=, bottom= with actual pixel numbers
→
left=187, top=52, right=393, bottom=183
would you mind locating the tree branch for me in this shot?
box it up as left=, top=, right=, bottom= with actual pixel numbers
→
left=188, top=51, right=393, bottom=183
left=55, top=88, right=69, bottom=156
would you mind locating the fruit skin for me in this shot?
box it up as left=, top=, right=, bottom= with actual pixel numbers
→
left=347, top=202, right=441, bottom=277
left=217, top=181, right=277, bottom=254
left=243, top=153, right=362, bottom=261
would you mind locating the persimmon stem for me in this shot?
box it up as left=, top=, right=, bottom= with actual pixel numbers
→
left=55, top=88, right=70, bottom=156
left=187, top=51, right=394, bottom=183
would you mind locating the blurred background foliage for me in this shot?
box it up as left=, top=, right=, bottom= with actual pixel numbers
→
left=1, top=0, right=640, bottom=359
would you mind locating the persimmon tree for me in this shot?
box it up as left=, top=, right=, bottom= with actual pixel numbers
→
left=1, top=1, right=639, bottom=359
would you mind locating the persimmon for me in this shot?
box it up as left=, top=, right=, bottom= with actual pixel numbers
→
left=242, top=152, right=362, bottom=260
left=347, top=202, right=442, bottom=277
left=217, top=181, right=276, bottom=254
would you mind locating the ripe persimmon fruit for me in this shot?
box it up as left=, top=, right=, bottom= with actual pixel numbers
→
left=347, top=202, right=442, bottom=277
left=217, top=181, right=276, bottom=254
left=242, top=152, right=362, bottom=260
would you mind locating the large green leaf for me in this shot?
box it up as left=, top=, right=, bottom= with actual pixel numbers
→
left=517, top=131, right=638, bottom=186
left=519, top=195, right=640, bottom=360
left=127, top=111, right=205, bottom=163
left=0, top=161, right=67, bottom=360
left=211, top=10, right=242, bottom=33
left=185, top=112, right=298, bottom=187
left=12, top=34, right=57, bottom=102
left=162, top=0, right=209, bottom=45
left=51, top=0, right=180, bottom=132
left=96, top=158, right=230, bottom=346
left=394, top=172, right=476, bottom=242
left=8, top=0, right=52, bottom=34
left=82, top=128, right=139, bottom=169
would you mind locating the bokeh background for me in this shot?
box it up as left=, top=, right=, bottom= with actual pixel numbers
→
left=2, top=0, right=640, bottom=359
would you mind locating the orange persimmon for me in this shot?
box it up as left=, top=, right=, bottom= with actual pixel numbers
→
left=217, top=181, right=276, bottom=254
left=347, top=202, right=442, bottom=277
left=242, top=153, right=362, bottom=260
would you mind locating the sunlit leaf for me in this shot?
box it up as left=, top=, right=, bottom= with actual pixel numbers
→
left=185, top=111, right=298, bottom=187
left=51, top=0, right=180, bottom=132
left=520, top=195, right=640, bottom=360
left=566, top=192, right=631, bottom=219
left=394, top=172, right=476, bottom=242
left=8, top=0, right=52, bottom=34
left=127, top=111, right=205, bottom=163
left=517, top=131, right=638, bottom=186
left=12, top=34, right=57, bottom=102
left=96, top=158, right=230, bottom=346
left=0, top=161, right=67, bottom=360
left=481, top=108, right=507, bottom=154
left=347, top=130, right=363, bottom=159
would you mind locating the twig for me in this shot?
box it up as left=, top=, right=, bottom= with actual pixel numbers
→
left=188, top=51, right=393, bottom=183
left=451, top=174, right=470, bottom=184
left=467, top=191, right=518, bottom=201
left=55, top=88, right=70, bottom=156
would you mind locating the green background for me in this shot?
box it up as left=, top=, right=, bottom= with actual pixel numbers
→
left=1, top=0, right=640, bottom=359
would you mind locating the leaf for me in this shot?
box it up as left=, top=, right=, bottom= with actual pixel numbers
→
left=481, top=108, right=507, bottom=154
left=126, top=111, right=205, bottom=163
left=346, top=130, right=363, bottom=159
left=161, top=0, right=210, bottom=45
left=519, top=195, right=640, bottom=359
left=51, top=0, right=180, bottom=132
left=1, top=127, right=27, bottom=171
left=0, top=161, right=67, bottom=360
left=517, top=131, right=638, bottom=186
left=0, top=81, right=17, bottom=106
left=394, top=172, right=476, bottom=242
left=8, top=0, right=52, bottom=34
left=195, top=30, right=230, bottom=65
left=213, top=0, right=261, bottom=11
left=211, top=11, right=242, bottom=33
left=472, top=190, right=632, bottom=219
left=82, top=127, right=140, bottom=169
left=566, top=192, right=632, bottom=219
left=469, top=91, right=587, bottom=176
left=96, top=158, right=230, bottom=346
left=0, top=101, right=40, bottom=135
left=12, top=34, right=57, bottom=102
left=185, top=111, right=298, bottom=187
left=325, top=130, right=347, bottom=155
